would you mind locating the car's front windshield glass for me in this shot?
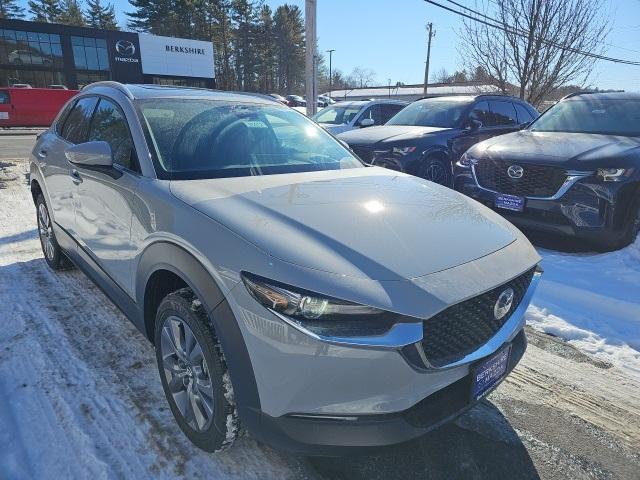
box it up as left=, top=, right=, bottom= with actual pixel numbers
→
left=386, top=98, right=471, bottom=127
left=530, top=98, right=640, bottom=136
left=137, top=99, right=363, bottom=180
left=312, top=104, right=362, bottom=125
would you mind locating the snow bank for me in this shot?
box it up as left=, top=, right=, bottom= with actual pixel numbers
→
left=527, top=237, right=640, bottom=378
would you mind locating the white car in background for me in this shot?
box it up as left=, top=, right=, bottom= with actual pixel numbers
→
left=312, top=99, right=408, bottom=135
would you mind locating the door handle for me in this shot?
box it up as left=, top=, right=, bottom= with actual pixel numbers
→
left=71, top=168, right=82, bottom=184
left=37, top=149, right=47, bottom=158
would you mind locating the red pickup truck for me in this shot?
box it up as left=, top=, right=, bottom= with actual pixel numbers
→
left=0, top=87, right=79, bottom=128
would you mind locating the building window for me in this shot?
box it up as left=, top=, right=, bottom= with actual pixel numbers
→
left=71, top=36, right=109, bottom=71
left=0, top=68, right=66, bottom=88
left=76, top=71, right=109, bottom=89
left=0, top=29, right=63, bottom=68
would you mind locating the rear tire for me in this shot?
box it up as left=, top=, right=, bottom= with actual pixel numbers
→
left=36, top=194, right=72, bottom=270
left=416, top=155, right=452, bottom=187
left=154, top=288, right=239, bottom=453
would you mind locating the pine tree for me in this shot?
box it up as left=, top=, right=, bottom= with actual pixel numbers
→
left=273, top=4, right=305, bottom=93
left=28, top=0, right=62, bottom=22
left=0, top=0, right=25, bottom=19
left=231, top=0, right=258, bottom=91
left=57, top=0, right=86, bottom=25
left=254, top=4, right=275, bottom=92
left=86, top=0, right=118, bottom=29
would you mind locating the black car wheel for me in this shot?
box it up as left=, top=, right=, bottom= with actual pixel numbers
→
left=36, top=194, right=72, bottom=270
left=155, top=288, right=240, bottom=453
left=417, top=155, right=452, bottom=187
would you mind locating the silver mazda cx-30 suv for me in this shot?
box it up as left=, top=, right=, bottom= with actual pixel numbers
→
left=29, top=82, right=541, bottom=454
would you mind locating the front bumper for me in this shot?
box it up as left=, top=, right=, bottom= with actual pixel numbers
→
left=243, top=329, right=527, bottom=455
left=454, top=167, right=633, bottom=248
left=225, top=260, right=540, bottom=454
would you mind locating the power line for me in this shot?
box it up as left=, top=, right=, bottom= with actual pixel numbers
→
left=424, top=0, right=640, bottom=66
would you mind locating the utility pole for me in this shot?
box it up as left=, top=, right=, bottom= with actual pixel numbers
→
left=327, top=49, right=335, bottom=99
left=423, top=22, right=435, bottom=96
left=305, top=0, right=318, bottom=116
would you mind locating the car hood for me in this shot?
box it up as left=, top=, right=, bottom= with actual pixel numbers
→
left=337, top=125, right=451, bottom=146
left=472, top=130, right=640, bottom=169
left=170, top=168, right=518, bottom=281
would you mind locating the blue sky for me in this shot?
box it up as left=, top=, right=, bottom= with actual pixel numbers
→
left=16, top=0, right=640, bottom=91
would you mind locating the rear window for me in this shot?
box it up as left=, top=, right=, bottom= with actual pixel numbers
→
left=0, top=91, right=9, bottom=104
left=531, top=98, right=640, bottom=136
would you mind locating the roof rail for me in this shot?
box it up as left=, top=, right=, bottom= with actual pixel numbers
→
left=82, top=81, right=134, bottom=99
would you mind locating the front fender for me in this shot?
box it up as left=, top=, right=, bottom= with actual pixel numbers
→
left=135, top=241, right=262, bottom=415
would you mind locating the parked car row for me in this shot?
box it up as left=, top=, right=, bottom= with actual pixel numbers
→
left=328, top=92, right=639, bottom=251
left=268, top=93, right=336, bottom=109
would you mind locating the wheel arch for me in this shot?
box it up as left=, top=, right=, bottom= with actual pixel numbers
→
left=30, top=178, right=43, bottom=205
left=137, top=241, right=261, bottom=412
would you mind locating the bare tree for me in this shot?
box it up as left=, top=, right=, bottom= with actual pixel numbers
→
left=460, top=0, right=609, bottom=107
left=347, top=67, right=376, bottom=88
left=432, top=67, right=451, bottom=84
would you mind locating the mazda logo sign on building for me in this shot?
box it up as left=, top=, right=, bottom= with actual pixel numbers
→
left=507, top=164, right=524, bottom=179
left=115, top=40, right=136, bottom=57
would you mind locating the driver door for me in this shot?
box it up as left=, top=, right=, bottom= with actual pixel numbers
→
left=73, top=98, right=140, bottom=296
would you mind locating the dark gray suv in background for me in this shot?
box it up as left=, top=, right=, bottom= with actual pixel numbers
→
left=455, top=92, right=640, bottom=251
left=339, top=94, right=538, bottom=186
left=30, top=82, right=541, bottom=455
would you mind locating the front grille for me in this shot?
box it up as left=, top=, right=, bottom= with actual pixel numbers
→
left=474, top=159, right=567, bottom=197
left=350, top=145, right=374, bottom=164
left=421, top=268, right=535, bottom=367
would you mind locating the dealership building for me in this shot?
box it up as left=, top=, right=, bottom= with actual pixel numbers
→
left=0, top=19, right=215, bottom=90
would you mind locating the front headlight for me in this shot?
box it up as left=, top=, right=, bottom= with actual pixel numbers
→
left=596, top=168, right=630, bottom=182
left=241, top=272, right=409, bottom=337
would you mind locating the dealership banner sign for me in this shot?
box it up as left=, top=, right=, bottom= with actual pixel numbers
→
left=138, top=34, right=215, bottom=79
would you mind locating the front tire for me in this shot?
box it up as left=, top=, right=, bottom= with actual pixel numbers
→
left=36, top=194, right=71, bottom=270
left=416, top=155, right=452, bottom=187
left=154, top=288, right=239, bottom=453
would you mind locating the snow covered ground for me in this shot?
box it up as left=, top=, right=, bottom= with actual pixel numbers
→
left=527, top=240, right=640, bottom=379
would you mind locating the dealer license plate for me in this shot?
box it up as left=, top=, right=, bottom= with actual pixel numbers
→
left=471, top=345, right=511, bottom=400
left=0, top=112, right=8, bottom=120
left=495, top=193, right=525, bottom=212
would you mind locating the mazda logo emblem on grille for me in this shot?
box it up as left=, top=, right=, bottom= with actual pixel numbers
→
left=507, top=165, right=524, bottom=179
left=494, top=288, right=515, bottom=320
left=115, top=40, right=136, bottom=57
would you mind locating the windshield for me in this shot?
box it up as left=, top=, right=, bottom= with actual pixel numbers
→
left=386, top=98, right=471, bottom=127
left=530, top=98, right=640, bottom=136
left=312, top=104, right=362, bottom=125
left=137, top=99, right=363, bottom=180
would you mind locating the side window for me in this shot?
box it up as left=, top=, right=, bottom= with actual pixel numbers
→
left=468, top=101, right=492, bottom=126
left=490, top=101, right=518, bottom=126
left=61, top=96, right=98, bottom=144
left=381, top=104, right=404, bottom=123
left=87, top=98, right=137, bottom=171
left=55, top=100, right=76, bottom=136
left=0, top=91, right=9, bottom=104
left=514, top=103, right=535, bottom=124
left=358, top=106, right=374, bottom=124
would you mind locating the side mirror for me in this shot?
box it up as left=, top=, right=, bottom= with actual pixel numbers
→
left=519, top=122, right=530, bottom=130
left=359, top=118, right=375, bottom=128
left=65, top=141, right=113, bottom=167
left=467, top=119, right=482, bottom=131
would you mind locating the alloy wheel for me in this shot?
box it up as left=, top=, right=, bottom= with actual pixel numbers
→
left=423, top=162, right=448, bottom=185
left=38, top=203, right=55, bottom=261
left=160, top=315, right=215, bottom=432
